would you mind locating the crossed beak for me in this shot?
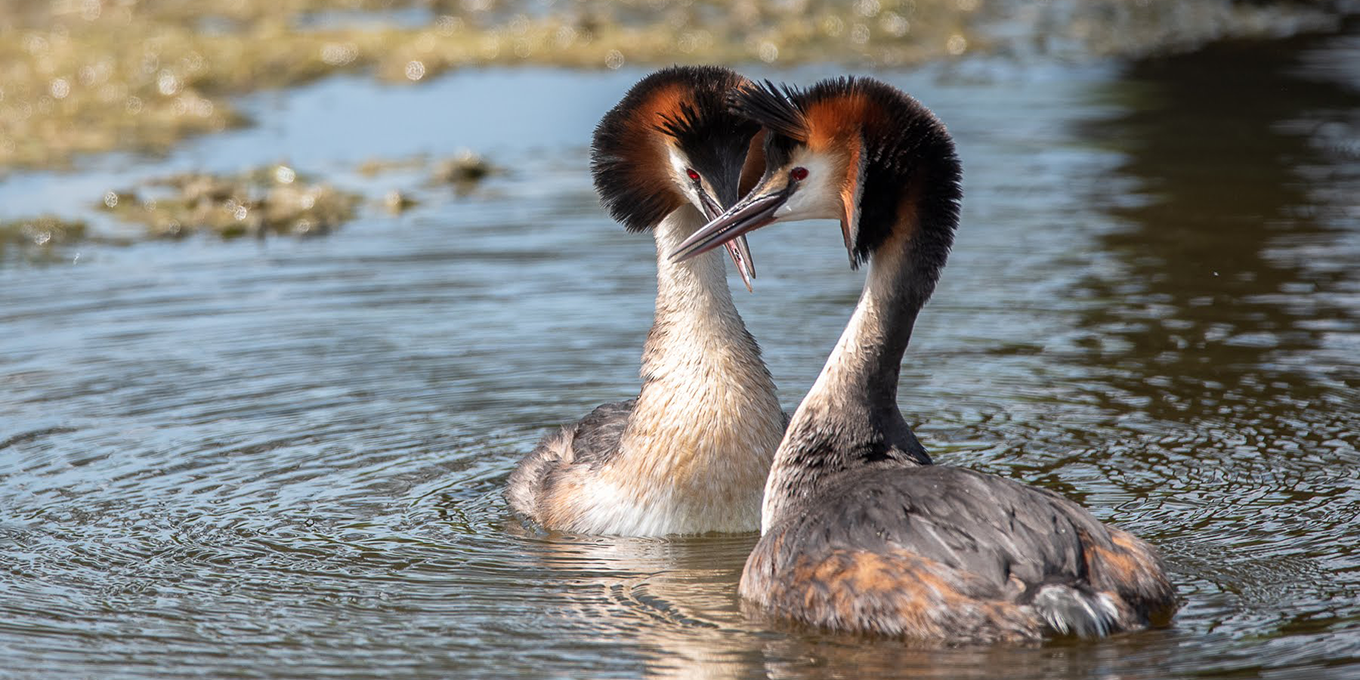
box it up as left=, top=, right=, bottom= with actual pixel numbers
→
left=672, top=178, right=793, bottom=265
left=694, top=190, right=757, bottom=292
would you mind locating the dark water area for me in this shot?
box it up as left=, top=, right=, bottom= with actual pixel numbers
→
left=2, top=21, right=1359, bottom=680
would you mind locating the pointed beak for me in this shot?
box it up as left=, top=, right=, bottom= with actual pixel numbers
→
left=672, top=178, right=793, bottom=264
left=696, top=188, right=757, bottom=292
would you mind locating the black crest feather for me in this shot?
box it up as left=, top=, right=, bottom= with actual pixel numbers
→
left=728, top=80, right=808, bottom=142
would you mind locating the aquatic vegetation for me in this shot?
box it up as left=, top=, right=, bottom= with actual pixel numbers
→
left=356, top=155, right=429, bottom=177
left=382, top=189, right=418, bottom=213
left=100, top=165, right=360, bottom=238
left=0, top=215, right=88, bottom=250
left=0, top=0, right=1346, bottom=170
left=433, top=150, right=496, bottom=186
left=1, top=152, right=491, bottom=252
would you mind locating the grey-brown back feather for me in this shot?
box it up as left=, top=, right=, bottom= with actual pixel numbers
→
left=767, top=466, right=1106, bottom=592
left=505, top=399, right=635, bottom=520
left=562, top=398, right=636, bottom=468
left=749, top=464, right=1174, bottom=638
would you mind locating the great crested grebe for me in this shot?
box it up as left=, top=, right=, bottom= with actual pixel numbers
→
left=672, top=77, right=1178, bottom=642
left=506, top=66, right=786, bottom=536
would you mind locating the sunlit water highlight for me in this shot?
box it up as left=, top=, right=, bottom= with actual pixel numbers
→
left=2, top=24, right=1359, bottom=680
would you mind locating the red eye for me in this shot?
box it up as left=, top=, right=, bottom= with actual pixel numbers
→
left=790, top=166, right=809, bottom=181
left=686, top=168, right=700, bottom=181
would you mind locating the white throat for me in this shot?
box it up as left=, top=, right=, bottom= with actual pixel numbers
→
left=802, top=247, right=900, bottom=399
left=574, top=203, right=785, bottom=536
left=760, top=244, right=908, bottom=534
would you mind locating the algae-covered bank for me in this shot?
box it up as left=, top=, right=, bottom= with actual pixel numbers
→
left=0, top=0, right=1348, bottom=171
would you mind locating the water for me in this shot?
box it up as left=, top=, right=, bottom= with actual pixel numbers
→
left=3, top=24, right=1359, bottom=680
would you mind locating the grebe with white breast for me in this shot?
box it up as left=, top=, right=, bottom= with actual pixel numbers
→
left=508, top=66, right=786, bottom=536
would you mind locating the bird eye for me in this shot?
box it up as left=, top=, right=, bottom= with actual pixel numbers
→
left=790, top=167, right=809, bottom=181
left=685, top=168, right=700, bottom=182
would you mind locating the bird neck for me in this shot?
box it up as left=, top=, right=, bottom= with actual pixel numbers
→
left=760, top=225, right=934, bottom=533
left=601, top=204, right=783, bottom=531
left=810, top=227, right=923, bottom=406
left=637, top=204, right=772, bottom=395
left=647, top=205, right=740, bottom=324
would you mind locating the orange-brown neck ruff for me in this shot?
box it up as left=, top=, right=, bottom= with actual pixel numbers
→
left=602, top=82, right=688, bottom=230
left=802, top=93, right=871, bottom=153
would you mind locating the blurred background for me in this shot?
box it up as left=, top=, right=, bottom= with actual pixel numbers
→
left=2, top=1, right=1358, bottom=678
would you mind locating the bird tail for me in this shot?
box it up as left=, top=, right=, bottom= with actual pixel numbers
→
left=1029, top=582, right=1119, bottom=638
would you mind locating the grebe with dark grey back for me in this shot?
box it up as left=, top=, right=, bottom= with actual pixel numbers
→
left=672, top=77, right=1178, bottom=642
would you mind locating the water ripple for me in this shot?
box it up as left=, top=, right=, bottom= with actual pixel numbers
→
left=3, top=35, right=1360, bottom=679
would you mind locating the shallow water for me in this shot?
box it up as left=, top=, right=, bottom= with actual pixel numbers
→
left=3, top=22, right=1359, bottom=680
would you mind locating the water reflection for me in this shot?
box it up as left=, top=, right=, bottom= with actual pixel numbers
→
left=1071, top=19, right=1360, bottom=672
left=516, top=531, right=755, bottom=678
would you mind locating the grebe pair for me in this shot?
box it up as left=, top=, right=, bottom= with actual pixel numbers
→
left=509, top=67, right=1178, bottom=642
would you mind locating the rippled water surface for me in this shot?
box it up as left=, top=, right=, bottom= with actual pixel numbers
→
left=3, top=24, right=1359, bottom=680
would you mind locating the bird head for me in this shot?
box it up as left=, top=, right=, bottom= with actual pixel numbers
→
left=671, top=77, right=961, bottom=275
left=591, top=65, right=765, bottom=287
